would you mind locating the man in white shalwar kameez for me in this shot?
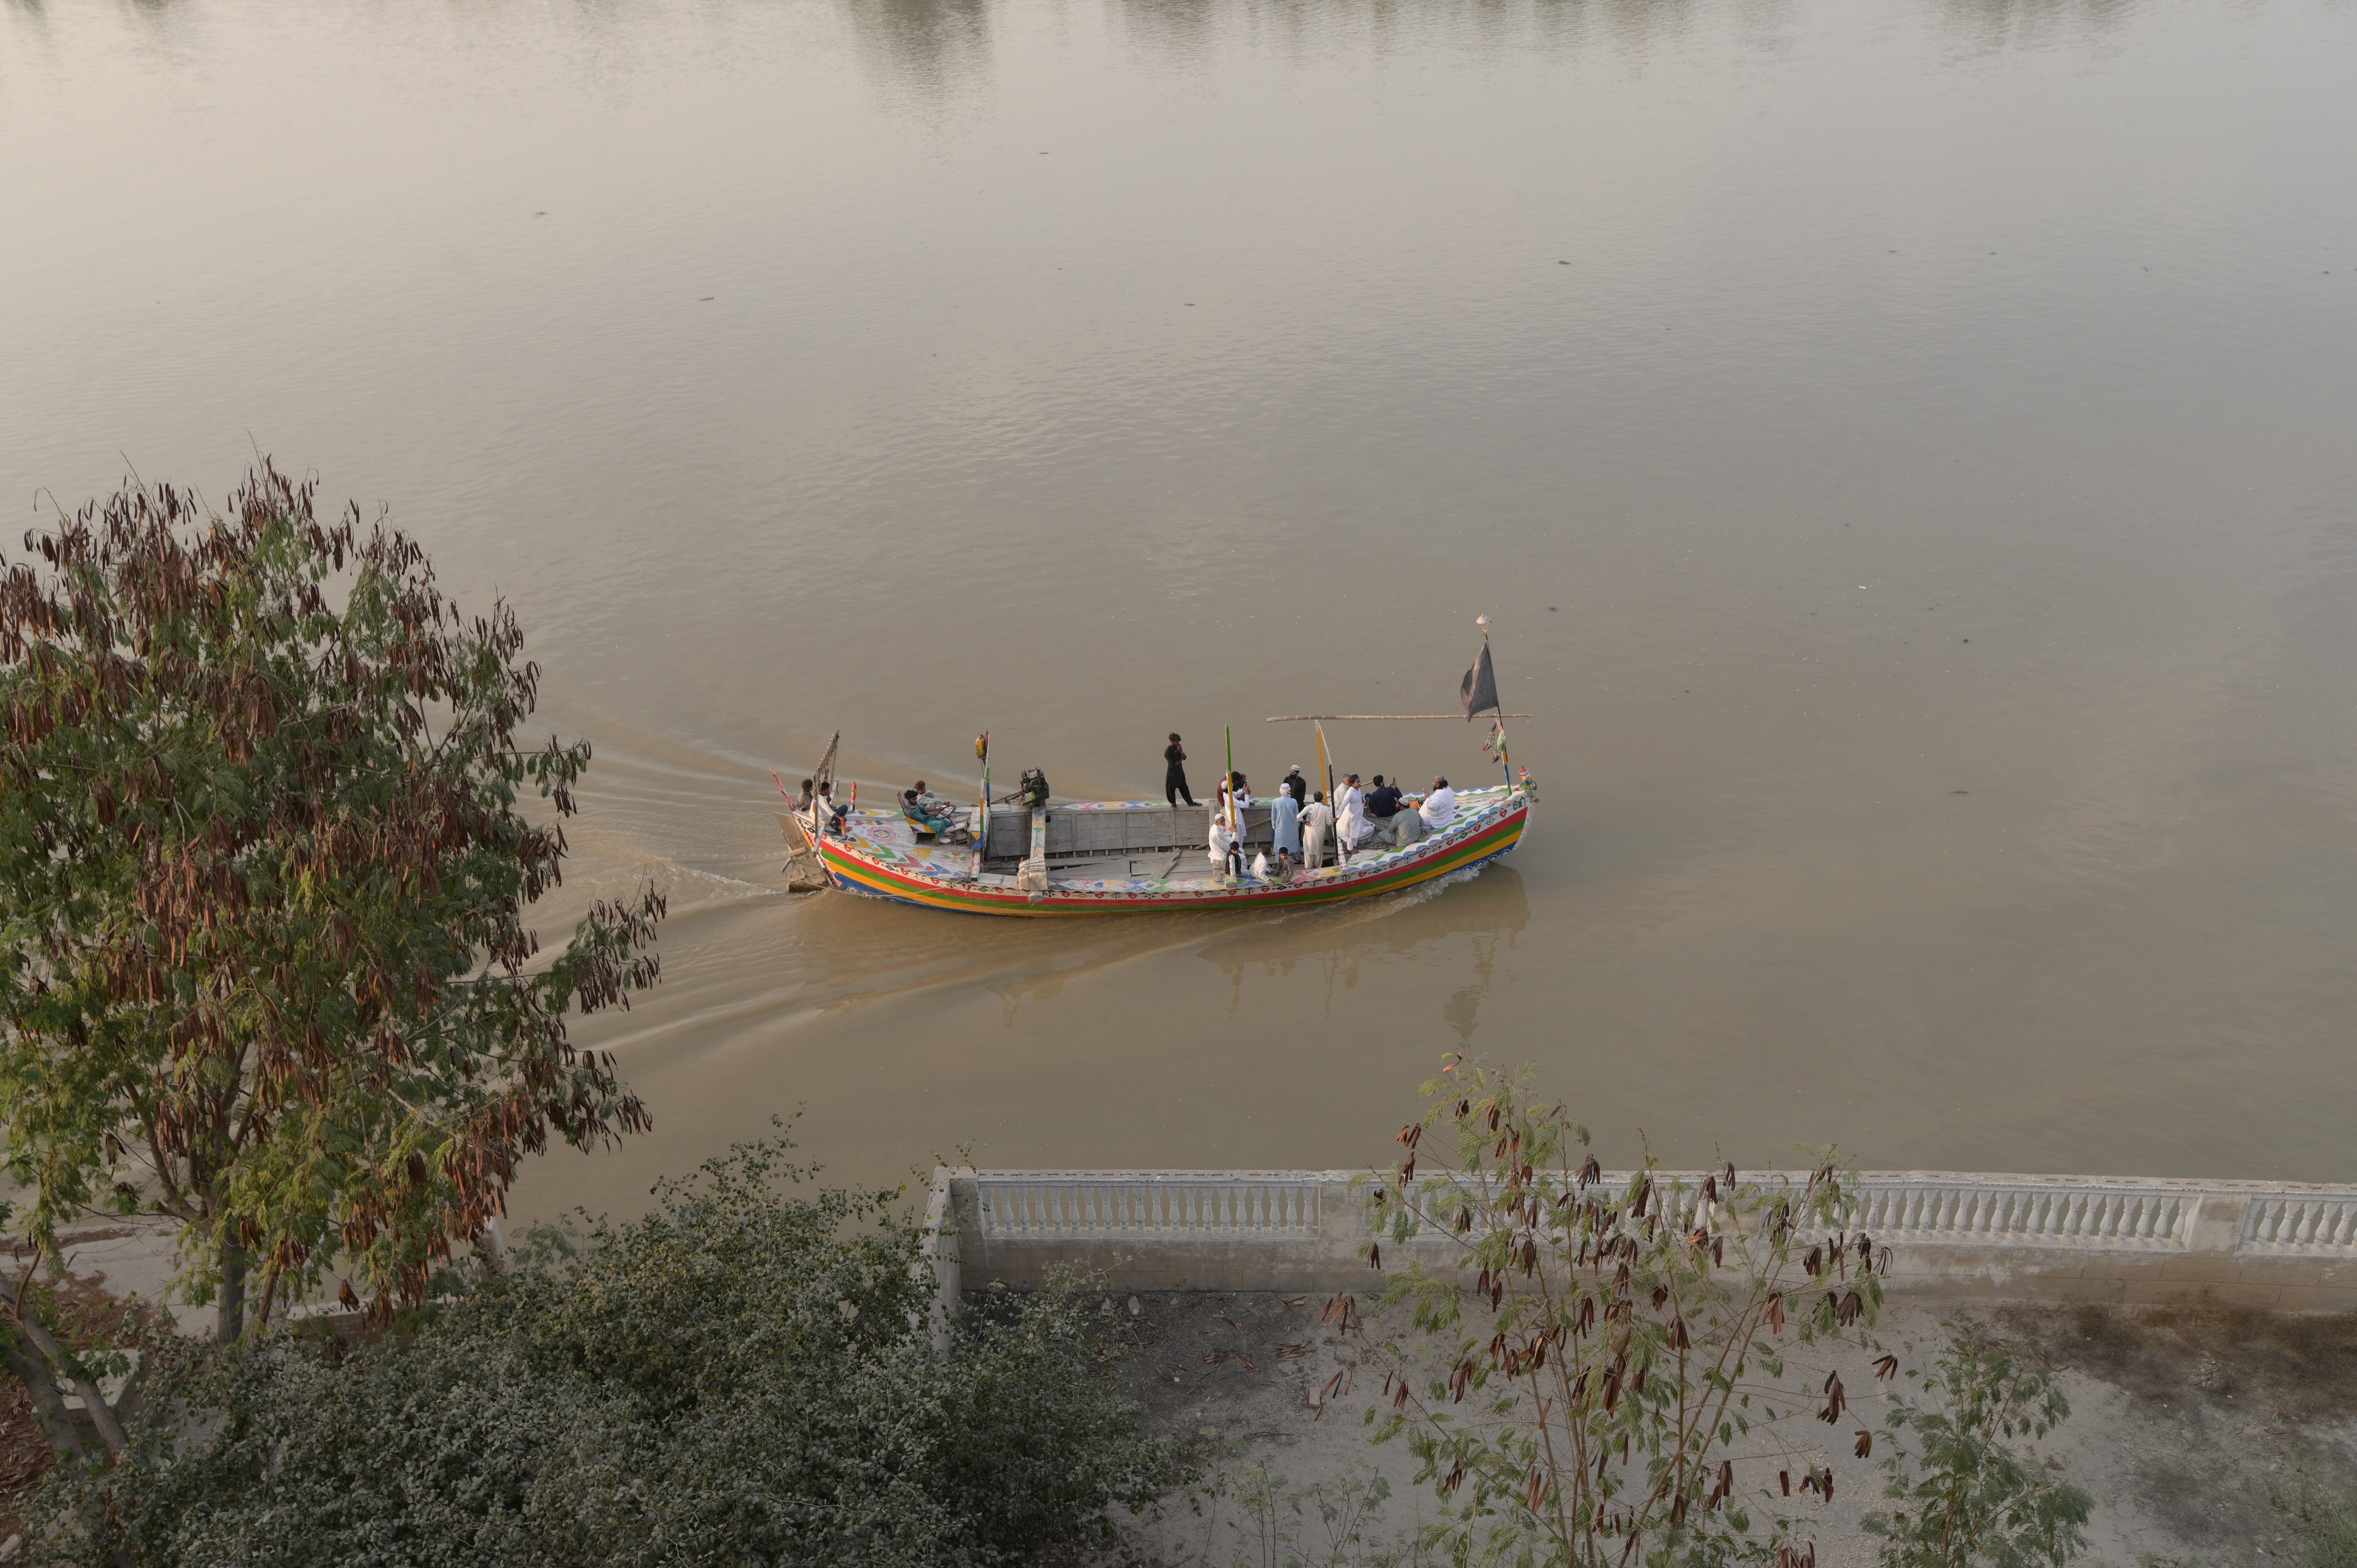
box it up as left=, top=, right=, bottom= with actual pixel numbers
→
left=1208, top=814, right=1240, bottom=876
left=1334, top=775, right=1367, bottom=859
left=1300, top=792, right=1334, bottom=869
left=1418, top=778, right=1457, bottom=835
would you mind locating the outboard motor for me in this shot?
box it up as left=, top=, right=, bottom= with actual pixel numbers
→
left=1016, top=768, right=1051, bottom=809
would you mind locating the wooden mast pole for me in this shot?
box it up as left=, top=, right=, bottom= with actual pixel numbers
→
left=976, top=731, right=990, bottom=855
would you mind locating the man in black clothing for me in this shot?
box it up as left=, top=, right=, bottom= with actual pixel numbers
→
left=1280, top=765, right=1309, bottom=803
left=1363, top=775, right=1404, bottom=822
left=1164, top=733, right=1198, bottom=808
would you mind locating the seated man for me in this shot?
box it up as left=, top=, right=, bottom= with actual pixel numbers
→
left=901, top=783, right=957, bottom=838
left=1208, top=814, right=1243, bottom=877
left=914, top=773, right=971, bottom=839
left=1418, top=776, right=1456, bottom=834
left=815, top=782, right=849, bottom=834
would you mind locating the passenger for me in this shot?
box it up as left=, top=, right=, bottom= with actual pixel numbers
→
left=1250, top=849, right=1270, bottom=880
left=902, top=783, right=956, bottom=838
left=1165, top=732, right=1198, bottom=808
left=815, top=782, right=849, bottom=834
left=1281, top=765, right=1309, bottom=804
left=1390, top=795, right=1424, bottom=848
left=1335, top=774, right=1368, bottom=855
left=1300, top=791, right=1334, bottom=869
left=1363, top=775, right=1403, bottom=832
left=1208, top=812, right=1239, bottom=872
left=1226, top=770, right=1253, bottom=809
left=1418, top=777, right=1457, bottom=834
left=795, top=778, right=815, bottom=810
left=1270, top=787, right=1302, bottom=867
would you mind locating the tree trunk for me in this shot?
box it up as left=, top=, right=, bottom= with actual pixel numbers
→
left=3, top=1337, right=84, bottom=1462
left=216, top=1248, right=246, bottom=1345
left=8, top=1311, right=128, bottom=1459
left=0, top=1279, right=127, bottom=1459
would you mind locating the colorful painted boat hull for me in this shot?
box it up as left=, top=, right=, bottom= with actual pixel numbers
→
left=799, top=789, right=1533, bottom=916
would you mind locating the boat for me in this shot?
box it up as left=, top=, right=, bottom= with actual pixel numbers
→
left=773, top=622, right=1536, bottom=917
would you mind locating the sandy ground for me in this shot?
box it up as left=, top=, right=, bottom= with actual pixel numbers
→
left=3, top=1218, right=206, bottom=1337
left=1082, top=1289, right=2357, bottom=1568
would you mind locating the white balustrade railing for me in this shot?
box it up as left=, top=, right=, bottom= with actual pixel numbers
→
left=974, top=1174, right=1322, bottom=1240
left=2240, top=1194, right=2357, bottom=1255
left=956, top=1172, right=2357, bottom=1261
left=1852, top=1180, right=2195, bottom=1252
left=934, top=1170, right=2357, bottom=1316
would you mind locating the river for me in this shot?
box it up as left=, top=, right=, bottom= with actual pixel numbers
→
left=4, top=0, right=2353, bottom=1218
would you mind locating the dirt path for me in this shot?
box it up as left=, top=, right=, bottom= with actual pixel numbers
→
left=1088, top=1290, right=2357, bottom=1568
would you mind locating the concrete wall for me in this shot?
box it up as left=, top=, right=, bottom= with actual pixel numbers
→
left=924, top=1169, right=2357, bottom=1335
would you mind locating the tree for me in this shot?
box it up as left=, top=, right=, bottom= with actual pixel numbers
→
left=0, top=462, right=663, bottom=1343
left=30, top=1133, right=1180, bottom=1568
left=1352, top=1057, right=1892, bottom=1568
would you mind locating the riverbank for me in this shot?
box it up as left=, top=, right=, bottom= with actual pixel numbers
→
left=1100, top=1290, right=2357, bottom=1568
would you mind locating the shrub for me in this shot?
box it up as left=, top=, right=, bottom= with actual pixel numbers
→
left=31, top=1133, right=1178, bottom=1567
left=1862, top=1322, right=2091, bottom=1568
left=2274, top=1474, right=2357, bottom=1568
left=1355, top=1058, right=1891, bottom=1568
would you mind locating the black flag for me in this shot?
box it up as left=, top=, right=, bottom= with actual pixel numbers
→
left=1460, top=641, right=1499, bottom=720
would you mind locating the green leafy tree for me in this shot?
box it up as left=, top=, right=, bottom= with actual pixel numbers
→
left=1355, top=1058, right=1892, bottom=1568
left=0, top=462, right=663, bottom=1342
left=31, top=1132, right=1178, bottom=1567
left=1862, top=1323, right=2092, bottom=1568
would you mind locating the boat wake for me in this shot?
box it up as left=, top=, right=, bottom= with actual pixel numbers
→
left=1272, top=856, right=1497, bottom=933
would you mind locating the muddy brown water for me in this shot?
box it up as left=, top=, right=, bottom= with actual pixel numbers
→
left=4, top=0, right=2354, bottom=1222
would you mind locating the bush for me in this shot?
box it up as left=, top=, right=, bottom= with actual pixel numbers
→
left=1862, top=1323, right=2091, bottom=1568
left=32, top=1134, right=1178, bottom=1567
left=1357, top=1057, right=1890, bottom=1568
left=2275, top=1475, right=2357, bottom=1568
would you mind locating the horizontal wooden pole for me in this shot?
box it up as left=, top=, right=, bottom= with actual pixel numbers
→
left=1263, top=714, right=1534, bottom=722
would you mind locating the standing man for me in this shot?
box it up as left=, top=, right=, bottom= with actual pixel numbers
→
left=1334, top=775, right=1365, bottom=861
left=1165, top=732, right=1198, bottom=808
left=1300, top=790, right=1334, bottom=869
left=1281, top=765, right=1309, bottom=804
left=1270, top=785, right=1302, bottom=871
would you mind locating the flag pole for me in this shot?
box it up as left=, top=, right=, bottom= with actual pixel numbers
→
left=1477, top=614, right=1514, bottom=788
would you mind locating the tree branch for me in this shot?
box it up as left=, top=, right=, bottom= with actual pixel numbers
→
left=0, top=1268, right=127, bottom=1459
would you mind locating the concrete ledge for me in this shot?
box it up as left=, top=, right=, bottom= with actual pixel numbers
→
left=934, top=1168, right=2357, bottom=1317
